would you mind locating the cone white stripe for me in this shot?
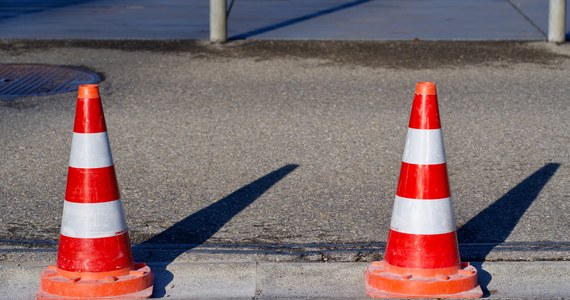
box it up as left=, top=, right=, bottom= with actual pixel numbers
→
left=390, top=196, right=456, bottom=235
left=69, top=132, right=113, bottom=168
left=61, top=200, right=128, bottom=238
left=402, top=128, right=446, bottom=165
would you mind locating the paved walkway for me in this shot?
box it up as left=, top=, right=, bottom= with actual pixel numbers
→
left=2, top=260, right=570, bottom=299
left=0, top=0, right=568, bottom=40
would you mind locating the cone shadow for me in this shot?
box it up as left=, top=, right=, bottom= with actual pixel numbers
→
left=133, top=164, right=299, bottom=297
left=458, top=163, right=560, bottom=253
left=469, top=262, right=493, bottom=297
left=458, top=163, right=560, bottom=297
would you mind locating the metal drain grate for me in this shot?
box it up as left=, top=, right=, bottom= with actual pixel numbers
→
left=0, top=64, right=101, bottom=101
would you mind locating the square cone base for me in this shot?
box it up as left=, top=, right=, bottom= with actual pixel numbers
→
left=364, top=261, right=483, bottom=298
left=37, top=263, right=153, bottom=299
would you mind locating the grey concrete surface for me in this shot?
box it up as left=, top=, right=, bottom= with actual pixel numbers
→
left=1, top=260, right=570, bottom=299
left=0, top=0, right=569, bottom=40
left=0, top=41, right=569, bottom=262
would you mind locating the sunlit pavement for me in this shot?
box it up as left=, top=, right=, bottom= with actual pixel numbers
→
left=1, top=0, right=570, bottom=298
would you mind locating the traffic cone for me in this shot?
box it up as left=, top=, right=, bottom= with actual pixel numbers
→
left=364, top=82, right=482, bottom=298
left=37, top=84, right=153, bottom=299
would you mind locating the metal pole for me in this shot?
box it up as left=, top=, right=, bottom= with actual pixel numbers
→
left=210, top=0, right=227, bottom=43
left=549, top=0, right=566, bottom=43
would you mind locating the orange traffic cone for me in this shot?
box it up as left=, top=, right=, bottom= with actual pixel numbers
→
left=37, top=84, right=153, bottom=299
left=364, top=82, right=482, bottom=298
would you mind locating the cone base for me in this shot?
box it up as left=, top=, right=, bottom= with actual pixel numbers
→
left=364, top=261, right=482, bottom=299
left=37, top=263, right=153, bottom=299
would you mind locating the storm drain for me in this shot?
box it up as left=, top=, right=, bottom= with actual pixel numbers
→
left=0, top=64, right=101, bottom=101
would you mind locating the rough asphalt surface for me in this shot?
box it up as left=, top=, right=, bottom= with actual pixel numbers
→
left=0, top=41, right=569, bottom=263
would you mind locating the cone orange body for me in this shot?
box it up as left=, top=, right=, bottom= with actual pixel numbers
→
left=364, top=82, right=482, bottom=298
left=37, top=85, right=153, bottom=299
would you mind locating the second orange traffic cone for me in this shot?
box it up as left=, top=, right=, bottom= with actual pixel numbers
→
left=364, top=82, right=482, bottom=298
left=37, top=84, right=153, bottom=299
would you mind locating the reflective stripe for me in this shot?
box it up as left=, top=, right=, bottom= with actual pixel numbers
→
left=390, top=196, right=456, bottom=235
left=69, top=132, right=113, bottom=168
left=61, top=200, right=127, bottom=238
left=402, top=128, right=445, bottom=165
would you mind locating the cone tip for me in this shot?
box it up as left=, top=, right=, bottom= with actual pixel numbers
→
left=78, top=84, right=100, bottom=99
left=415, top=82, right=437, bottom=96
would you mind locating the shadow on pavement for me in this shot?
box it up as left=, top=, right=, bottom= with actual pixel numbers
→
left=470, top=262, right=493, bottom=297
left=134, top=164, right=299, bottom=298
left=457, top=163, right=560, bottom=255
left=0, top=0, right=97, bottom=21
left=231, top=0, right=372, bottom=40
left=457, top=163, right=560, bottom=297
left=132, top=162, right=558, bottom=297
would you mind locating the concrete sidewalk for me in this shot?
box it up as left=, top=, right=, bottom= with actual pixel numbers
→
left=2, top=256, right=569, bottom=299
left=0, top=0, right=569, bottom=40
left=2, top=244, right=570, bottom=298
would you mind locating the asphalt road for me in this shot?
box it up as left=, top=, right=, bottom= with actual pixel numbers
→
left=0, top=41, right=569, bottom=262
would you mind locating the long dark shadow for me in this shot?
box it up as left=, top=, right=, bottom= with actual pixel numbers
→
left=457, top=163, right=560, bottom=296
left=457, top=163, right=560, bottom=249
left=134, top=164, right=299, bottom=297
left=0, top=0, right=98, bottom=22
left=230, top=0, right=372, bottom=40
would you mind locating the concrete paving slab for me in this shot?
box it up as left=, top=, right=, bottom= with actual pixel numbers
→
left=152, top=262, right=258, bottom=299
left=1, top=260, right=569, bottom=299
left=477, top=261, right=570, bottom=298
left=0, top=0, right=210, bottom=40
left=230, top=0, right=546, bottom=40
left=0, top=0, right=568, bottom=40
left=258, top=262, right=366, bottom=299
left=513, top=0, right=555, bottom=36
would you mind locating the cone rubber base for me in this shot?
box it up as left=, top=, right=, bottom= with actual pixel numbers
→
left=364, top=261, right=483, bottom=298
left=37, top=263, right=153, bottom=299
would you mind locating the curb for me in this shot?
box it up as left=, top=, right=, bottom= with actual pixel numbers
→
left=2, top=242, right=570, bottom=263
left=1, top=260, right=569, bottom=299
